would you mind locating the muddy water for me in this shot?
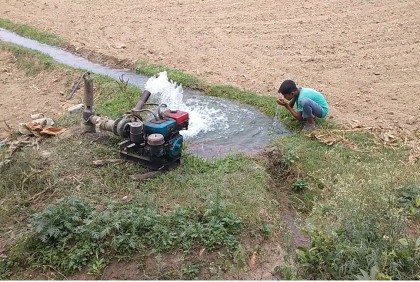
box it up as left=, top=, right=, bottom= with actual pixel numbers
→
left=0, top=28, right=289, bottom=158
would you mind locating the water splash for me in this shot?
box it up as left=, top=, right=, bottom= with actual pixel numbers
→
left=145, top=72, right=228, bottom=139
left=273, top=105, right=280, bottom=128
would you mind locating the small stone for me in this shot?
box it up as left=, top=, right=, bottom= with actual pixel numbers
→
left=68, top=103, right=84, bottom=113
left=18, top=123, right=32, bottom=135
left=406, top=116, right=417, bottom=125
left=31, top=113, right=44, bottom=119
left=113, top=43, right=127, bottom=49
left=40, top=151, right=51, bottom=158
left=32, top=117, right=54, bottom=126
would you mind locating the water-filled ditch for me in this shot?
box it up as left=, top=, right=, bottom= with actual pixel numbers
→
left=0, top=28, right=289, bottom=158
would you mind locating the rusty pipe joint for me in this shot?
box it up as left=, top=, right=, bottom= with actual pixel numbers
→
left=89, top=115, right=115, bottom=132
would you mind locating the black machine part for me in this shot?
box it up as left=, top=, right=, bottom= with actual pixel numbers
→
left=128, top=121, right=144, bottom=143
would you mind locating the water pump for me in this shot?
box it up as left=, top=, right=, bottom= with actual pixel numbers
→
left=69, top=72, right=189, bottom=170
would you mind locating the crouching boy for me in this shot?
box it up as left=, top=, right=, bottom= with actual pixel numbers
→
left=276, top=80, right=329, bottom=132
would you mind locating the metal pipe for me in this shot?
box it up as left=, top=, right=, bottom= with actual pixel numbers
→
left=66, top=71, right=88, bottom=100
left=133, top=109, right=159, bottom=121
left=84, top=72, right=94, bottom=109
left=157, top=103, right=167, bottom=119
left=80, top=72, right=96, bottom=133
left=133, top=90, right=151, bottom=111
left=89, top=115, right=115, bottom=132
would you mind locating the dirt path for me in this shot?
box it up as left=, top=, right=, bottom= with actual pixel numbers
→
left=1, top=0, right=420, bottom=135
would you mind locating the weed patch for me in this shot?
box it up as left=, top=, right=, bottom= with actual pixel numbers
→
left=11, top=197, right=243, bottom=276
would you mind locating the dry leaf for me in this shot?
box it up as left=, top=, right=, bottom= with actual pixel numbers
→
left=309, top=129, right=357, bottom=149
left=249, top=252, right=257, bottom=270
left=40, top=127, right=66, bottom=136
left=130, top=171, right=162, bottom=181
left=408, top=145, right=420, bottom=165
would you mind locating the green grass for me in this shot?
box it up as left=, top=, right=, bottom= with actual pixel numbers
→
left=0, top=133, right=278, bottom=278
left=274, top=132, right=420, bottom=279
left=0, top=18, right=64, bottom=47
left=0, top=41, right=58, bottom=76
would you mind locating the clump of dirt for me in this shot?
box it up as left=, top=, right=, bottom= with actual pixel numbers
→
left=65, top=44, right=136, bottom=70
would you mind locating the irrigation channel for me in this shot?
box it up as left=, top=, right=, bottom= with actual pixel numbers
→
left=0, top=28, right=289, bottom=158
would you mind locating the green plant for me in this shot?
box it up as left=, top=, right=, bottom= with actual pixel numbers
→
left=88, top=257, right=107, bottom=278
left=181, top=263, right=201, bottom=280
left=117, top=74, right=129, bottom=92
left=296, top=226, right=420, bottom=280
left=201, top=206, right=243, bottom=251
left=356, top=265, right=392, bottom=280
left=259, top=223, right=274, bottom=238
left=0, top=259, right=13, bottom=279
left=273, top=265, right=298, bottom=280
left=282, top=148, right=298, bottom=165
left=30, top=197, right=93, bottom=243
left=292, top=179, right=308, bottom=192
left=397, top=184, right=420, bottom=218
left=20, top=197, right=244, bottom=275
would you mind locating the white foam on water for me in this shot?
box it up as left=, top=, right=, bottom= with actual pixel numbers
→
left=145, top=72, right=228, bottom=139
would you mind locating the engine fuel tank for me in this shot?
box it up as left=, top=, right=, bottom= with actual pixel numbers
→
left=144, top=119, right=176, bottom=138
left=163, top=110, right=189, bottom=125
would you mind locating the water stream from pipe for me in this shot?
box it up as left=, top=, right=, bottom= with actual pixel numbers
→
left=0, top=28, right=289, bottom=158
left=273, top=105, right=280, bottom=128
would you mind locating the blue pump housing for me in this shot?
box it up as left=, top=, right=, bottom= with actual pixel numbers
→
left=169, top=134, right=183, bottom=158
left=144, top=119, right=176, bottom=139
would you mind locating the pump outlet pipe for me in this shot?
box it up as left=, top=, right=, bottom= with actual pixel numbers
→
left=133, top=90, right=152, bottom=111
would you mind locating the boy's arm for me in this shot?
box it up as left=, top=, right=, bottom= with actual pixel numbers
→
left=276, top=98, right=302, bottom=121
left=284, top=104, right=302, bottom=121
left=289, top=96, right=297, bottom=108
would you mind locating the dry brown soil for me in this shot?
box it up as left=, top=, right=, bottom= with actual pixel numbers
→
left=1, top=0, right=420, bottom=137
left=0, top=50, right=84, bottom=139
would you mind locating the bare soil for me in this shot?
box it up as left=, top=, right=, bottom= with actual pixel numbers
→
left=1, top=0, right=420, bottom=137
left=0, top=50, right=83, bottom=139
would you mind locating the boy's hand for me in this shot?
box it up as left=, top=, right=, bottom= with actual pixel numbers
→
left=276, top=98, right=288, bottom=106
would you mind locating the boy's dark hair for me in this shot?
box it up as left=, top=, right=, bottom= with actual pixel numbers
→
left=278, top=80, right=297, bottom=94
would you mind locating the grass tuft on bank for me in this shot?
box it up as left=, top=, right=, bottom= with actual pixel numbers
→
left=0, top=18, right=64, bottom=47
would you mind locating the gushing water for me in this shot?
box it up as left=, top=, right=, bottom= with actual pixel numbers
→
left=273, top=105, right=280, bottom=128
left=145, top=72, right=228, bottom=139
left=0, top=28, right=290, bottom=158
